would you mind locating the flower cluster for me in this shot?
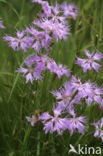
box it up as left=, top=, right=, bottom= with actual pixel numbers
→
left=17, top=54, right=70, bottom=83
left=4, top=0, right=78, bottom=53
left=26, top=75, right=103, bottom=135
left=39, top=109, right=86, bottom=135
left=3, top=0, right=103, bottom=142
left=71, top=76, right=103, bottom=107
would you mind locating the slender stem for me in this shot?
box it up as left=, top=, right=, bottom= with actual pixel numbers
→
left=36, top=131, right=40, bottom=156
left=20, top=0, right=25, bottom=17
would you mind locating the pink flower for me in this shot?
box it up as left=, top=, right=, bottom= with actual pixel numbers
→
left=16, top=55, right=43, bottom=83
left=0, top=18, right=5, bottom=29
left=32, top=91, right=36, bottom=96
left=67, top=116, right=87, bottom=135
left=93, top=118, right=103, bottom=141
left=40, top=109, right=68, bottom=135
left=76, top=50, right=103, bottom=72
left=61, top=3, right=78, bottom=20
left=4, top=31, right=32, bottom=52
left=26, top=115, right=38, bottom=126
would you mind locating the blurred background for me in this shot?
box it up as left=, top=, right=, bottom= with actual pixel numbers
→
left=0, top=0, right=103, bottom=155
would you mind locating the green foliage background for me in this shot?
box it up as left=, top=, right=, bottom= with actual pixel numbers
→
left=0, top=0, right=103, bottom=155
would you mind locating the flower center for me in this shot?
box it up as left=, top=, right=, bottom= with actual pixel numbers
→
left=28, top=68, right=34, bottom=73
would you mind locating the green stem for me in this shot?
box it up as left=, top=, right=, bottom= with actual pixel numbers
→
left=36, top=131, right=40, bottom=156
left=20, top=0, right=25, bottom=17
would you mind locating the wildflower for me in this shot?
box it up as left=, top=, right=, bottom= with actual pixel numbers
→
left=51, top=83, right=73, bottom=103
left=61, top=3, right=78, bottom=20
left=52, top=2, right=60, bottom=16
left=93, top=118, right=103, bottom=141
left=32, top=0, right=52, bottom=17
left=33, top=18, right=70, bottom=41
left=71, top=76, right=103, bottom=107
left=26, top=27, right=52, bottom=52
left=51, top=81, right=74, bottom=103
left=51, top=81, right=79, bottom=116
left=40, top=108, right=68, bottom=135
left=47, top=62, right=70, bottom=78
left=67, top=116, right=87, bottom=135
left=55, top=64, right=70, bottom=78
left=4, top=31, right=32, bottom=52
left=76, top=50, right=103, bottom=72
left=33, top=91, right=36, bottom=96
left=17, top=54, right=70, bottom=83
left=0, top=18, right=5, bottom=29
left=86, top=86, right=103, bottom=106
left=26, top=115, right=38, bottom=126
left=40, top=55, right=70, bottom=78
left=17, top=55, right=43, bottom=83
left=71, top=76, right=93, bottom=98
left=32, top=0, right=42, bottom=3
left=41, top=1, right=52, bottom=17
